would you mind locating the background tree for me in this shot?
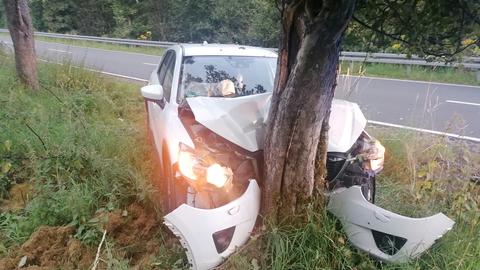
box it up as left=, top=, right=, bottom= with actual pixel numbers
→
left=39, top=0, right=75, bottom=33
left=352, top=0, right=480, bottom=58
left=1, top=0, right=477, bottom=54
left=74, top=0, right=115, bottom=36
left=3, top=0, right=38, bottom=90
left=0, top=3, right=5, bottom=28
left=262, top=0, right=479, bottom=220
left=28, top=0, right=45, bottom=31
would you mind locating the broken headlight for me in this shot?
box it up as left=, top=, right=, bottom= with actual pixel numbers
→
left=355, top=132, right=385, bottom=172
left=177, top=143, right=233, bottom=188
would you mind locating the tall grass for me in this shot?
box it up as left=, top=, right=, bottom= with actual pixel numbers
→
left=340, top=62, right=480, bottom=86
left=373, top=128, right=480, bottom=270
left=0, top=52, right=157, bottom=250
left=225, top=128, right=479, bottom=269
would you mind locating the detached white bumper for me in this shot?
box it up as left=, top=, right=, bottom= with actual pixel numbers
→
left=164, top=180, right=261, bottom=270
left=327, top=186, right=455, bottom=263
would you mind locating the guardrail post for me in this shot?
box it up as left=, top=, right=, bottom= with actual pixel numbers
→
left=406, top=65, right=412, bottom=76
left=476, top=70, right=480, bottom=82
left=349, top=61, right=354, bottom=73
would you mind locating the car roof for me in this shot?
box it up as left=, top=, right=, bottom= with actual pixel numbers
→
left=176, top=43, right=277, bottom=58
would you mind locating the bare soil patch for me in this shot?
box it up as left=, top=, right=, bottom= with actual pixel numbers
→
left=0, top=202, right=165, bottom=270
left=0, top=226, right=95, bottom=270
left=0, top=183, right=34, bottom=212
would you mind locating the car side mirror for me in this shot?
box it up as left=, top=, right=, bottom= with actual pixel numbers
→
left=141, top=84, right=164, bottom=101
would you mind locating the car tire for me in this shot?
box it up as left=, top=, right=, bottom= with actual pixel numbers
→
left=162, top=151, right=187, bottom=213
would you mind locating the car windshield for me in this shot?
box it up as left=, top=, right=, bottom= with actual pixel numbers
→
left=179, top=56, right=277, bottom=98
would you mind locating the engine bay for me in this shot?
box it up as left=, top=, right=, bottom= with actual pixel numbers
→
left=178, top=101, right=263, bottom=208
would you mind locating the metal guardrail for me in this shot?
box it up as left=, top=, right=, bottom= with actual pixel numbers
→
left=1, top=29, right=480, bottom=73
left=0, top=29, right=175, bottom=48
left=340, top=52, right=480, bottom=70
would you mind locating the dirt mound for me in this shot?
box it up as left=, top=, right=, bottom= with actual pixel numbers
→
left=0, top=203, right=165, bottom=270
left=0, top=226, right=95, bottom=270
left=101, top=202, right=162, bottom=266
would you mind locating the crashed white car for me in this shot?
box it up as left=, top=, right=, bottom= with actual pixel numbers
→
left=141, top=44, right=454, bottom=269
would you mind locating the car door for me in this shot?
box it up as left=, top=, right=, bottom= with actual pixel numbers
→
left=148, top=50, right=176, bottom=159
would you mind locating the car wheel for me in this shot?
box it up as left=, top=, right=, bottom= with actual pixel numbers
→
left=162, top=152, right=187, bottom=213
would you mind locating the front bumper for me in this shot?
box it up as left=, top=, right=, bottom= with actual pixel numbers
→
left=164, top=180, right=454, bottom=269
left=327, top=186, right=455, bottom=263
left=164, top=180, right=260, bottom=270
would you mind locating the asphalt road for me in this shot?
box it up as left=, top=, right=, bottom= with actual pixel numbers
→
left=1, top=36, right=479, bottom=141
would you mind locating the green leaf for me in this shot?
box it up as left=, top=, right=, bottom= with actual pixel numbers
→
left=3, top=140, right=11, bottom=152
left=1, top=162, right=11, bottom=174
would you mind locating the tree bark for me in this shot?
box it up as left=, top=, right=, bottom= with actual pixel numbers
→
left=263, top=0, right=355, bottom=220
left=3, top=0, right=39, bottom=90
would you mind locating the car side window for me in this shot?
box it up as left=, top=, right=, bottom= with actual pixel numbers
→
left=162, top=52, right=176, bottom=103
left=157, top=51, right=172, bottom=84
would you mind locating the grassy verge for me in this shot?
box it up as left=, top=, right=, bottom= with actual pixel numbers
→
left=224, top=128, right=480, bottom=270
left=0, top=32, right=164, bottom=56
left=0, top=52, right=184, bottom=268
left=340, top=61, right=480, bottom=86
left=370, top=127, right=479, bottom=270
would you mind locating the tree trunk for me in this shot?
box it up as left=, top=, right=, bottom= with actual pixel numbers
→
left=263, top=0, right=356, bottom=220
left=3, top=0, right=39, bottom=90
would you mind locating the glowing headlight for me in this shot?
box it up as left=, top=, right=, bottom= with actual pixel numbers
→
left=178, top=149, right=199, bottom=181
left=177, top=144, right=233, bottom=188
left=206, top=164, right=233, bottom=188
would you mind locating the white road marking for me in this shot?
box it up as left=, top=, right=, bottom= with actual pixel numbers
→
left=95, top=70, right=148, bottom=82
left=35, top=39, right=163, bottom=58
left=48, top=48, right=72, bottom=54
left=445, top=100, right=480, bottom=107
left=340, top=75, right=480, bottom=89
left=143, top=62, right=157, bottom=66
left=368, top=120, right=480, bottom=143
left=39, top=58, right=148, bottom=83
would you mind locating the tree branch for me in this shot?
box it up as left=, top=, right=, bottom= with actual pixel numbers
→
left=352, top=14, right=480, bottom=58
left=352, top=14, right=412, bottom=45
left=24, top=122, right=47, bottom=151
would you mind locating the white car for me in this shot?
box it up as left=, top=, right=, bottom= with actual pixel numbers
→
left=141, top=44, right=454, bottom=270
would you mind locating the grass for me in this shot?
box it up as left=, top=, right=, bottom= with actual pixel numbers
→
left=0, top=49, right=478, bottom=269
left=224, top=128, right=480, bottom=270
left=340, top=61, right=480, bottom=86
left=0, top=32, right=165, bottom=56
left=0, top=51, right=186, bottom=268
left=371, top=128, right=480, bottom=270
left=0, top=57, right=143, bottom=240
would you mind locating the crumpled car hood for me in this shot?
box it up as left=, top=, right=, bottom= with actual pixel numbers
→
left=186, top=93, right=366, bottom=152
